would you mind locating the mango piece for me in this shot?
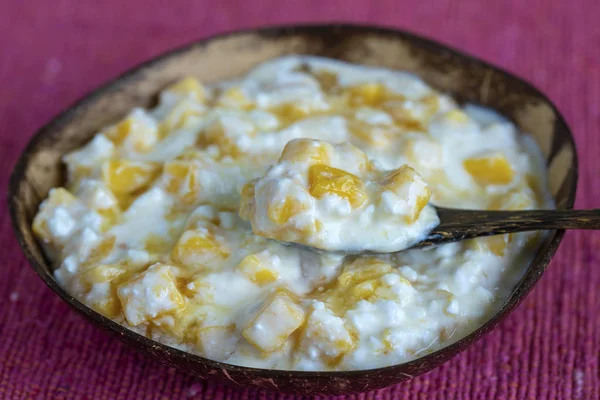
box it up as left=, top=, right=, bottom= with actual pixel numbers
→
left=279, top=139, right=331, bottom=165
left=163, top=160, right=199, bottom=204
left=242, top=291, right=305, bottom=353
left=101, top=160, right=161, bottom=194
left=171, top=229, right=229, bottom=269
left=268, top=197, right=306, bottom=226
left=381, top=165, right=431, bottom=222
left=216, top=87, right=254, bottom=110
left=103, top=114, right=158, bottom=153
left=463, top=154, right=515, bottom=186
left=308, top=164, right=367, bottom=208
left=117, top=263, right=185, bottom=326
left=346, top=83, right=388, bottom=107
left=237, top=253, right=279, bottom=285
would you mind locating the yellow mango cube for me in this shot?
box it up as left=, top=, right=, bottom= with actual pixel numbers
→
left=216, top=87, right=254, bottom=110
left=117, top=263, right=185, bottom=326
left=237, top=253, right=279, bottom=285
left=196, top=325, right=239, bottom=360
left=319, top=259, right=409, bottom=314
left=171, top=229, right=229, bottom=269
left=74, top=181, right=121, bottom=229
left=165, top=77, right=206, bottom=103
left=89, top=294, right=122, bottom=319
left=101, top=160, right=161, bottom=194
left=196, top=118, right=250, bottom=157
left=242, top=291, right=305, bottom=353
left=159, top=99, right=205, bottom=137
left=32, top=188, right=83, bottom=246
left=267, top=196, right=306, bottom=226
left=269, top=103, right=312, bottom=126
left=337, top=259, right=393, bottom=289
left=346, top=83, right=388, bottom=106
left=78, top=263, right=127, bottom=287
left=296, top=303, right=354, bottom=366
left=81, top=235, right=116, bottom=268
left=308, top=164, right=367, bottom=208
left=279, top=138, right=331, bottom=165
left=380, top=165, right=431, bottom=222
left=163, top=160, right=200, bottom=204
left=463, top=154, right=515, bottom=186
left=103, top=113, right=158, bottom=153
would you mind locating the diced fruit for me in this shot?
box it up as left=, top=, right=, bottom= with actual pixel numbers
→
left=308, top=164, right=367, bottom=208
left=268, top=196, right=306, bottom=226
left=337, top=259, right=393, bottom=288
left=77, top=263, right=126, bottom=286
left=196, top=325, right=239, bottom=360
left=346, top=83, right=389, bottom=106
left=88, top=293, right=122, bottom=319
left=171, top=229, right=229, bottom=269
left=196, top=116, right=253, bottom=157
left=242, top=291, right=305, bottom=353
left=463, top=154, right=515, bottom=186
left=102, top=160, right=161, bottom=194
left=81, top=235, right=116, bottom=268
left=74, top=181, right=121, bottom=229
left=154, top=305, right=204, bottom=342
left=279, top=139, right=331, bottom=165
left=117, top=263, right=185, bottom=326
left=296, top=303, right=354, bottom=366
left=216, top=87, right=254, bottom=110
left=382, top=95, right=439, bottom=131
left=380, top=165, right=431, bottom=222
left=318, top=258, right=415, bottom=315
left=163, top=160, right=200, bottom=204
left=165, top=77, right=206, bottom=103
left=103, top=113, right=158, bottom=153
left=237, top=253, right=279, bottom=285
left=159, top=99, right=204, bottom=136
left=32, top=188, right=82, bottom=245
left=270, top=103, right=312, bottom=126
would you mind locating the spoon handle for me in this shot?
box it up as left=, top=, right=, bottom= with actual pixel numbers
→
left=422, top=208, right=600, bottom=246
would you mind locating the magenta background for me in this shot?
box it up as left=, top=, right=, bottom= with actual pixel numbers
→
left=1, top=1, right=599, bottom=399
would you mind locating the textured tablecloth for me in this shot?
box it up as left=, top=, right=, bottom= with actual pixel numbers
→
left=1, top=1, right=599, bottom=399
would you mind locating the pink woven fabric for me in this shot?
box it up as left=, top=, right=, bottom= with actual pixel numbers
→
left=1, top=1, right=599, bottom=398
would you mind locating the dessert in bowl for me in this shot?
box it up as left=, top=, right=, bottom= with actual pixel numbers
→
left=9, top=25, right=576, bottom=394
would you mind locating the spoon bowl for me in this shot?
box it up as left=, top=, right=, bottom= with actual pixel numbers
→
left=279, top=207, right=600, bottom=255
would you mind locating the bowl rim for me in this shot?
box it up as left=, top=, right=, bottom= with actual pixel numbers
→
left=8, top=22, right=578, bottom=379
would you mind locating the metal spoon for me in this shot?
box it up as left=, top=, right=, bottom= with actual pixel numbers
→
left=286, top=207, right=600, bottom=254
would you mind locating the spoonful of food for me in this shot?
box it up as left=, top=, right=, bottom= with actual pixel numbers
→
left=239, top=138, right=599, bottom=254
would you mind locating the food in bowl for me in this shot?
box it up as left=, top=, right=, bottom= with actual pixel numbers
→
left=31, top=56, right=553, bottom=371
left=239, top=138, right=439, bottom=252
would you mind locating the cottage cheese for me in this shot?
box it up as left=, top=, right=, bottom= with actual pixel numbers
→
left=239, top=138, right=439, bottom=252
left=32, top=56, right=553, bottom=371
